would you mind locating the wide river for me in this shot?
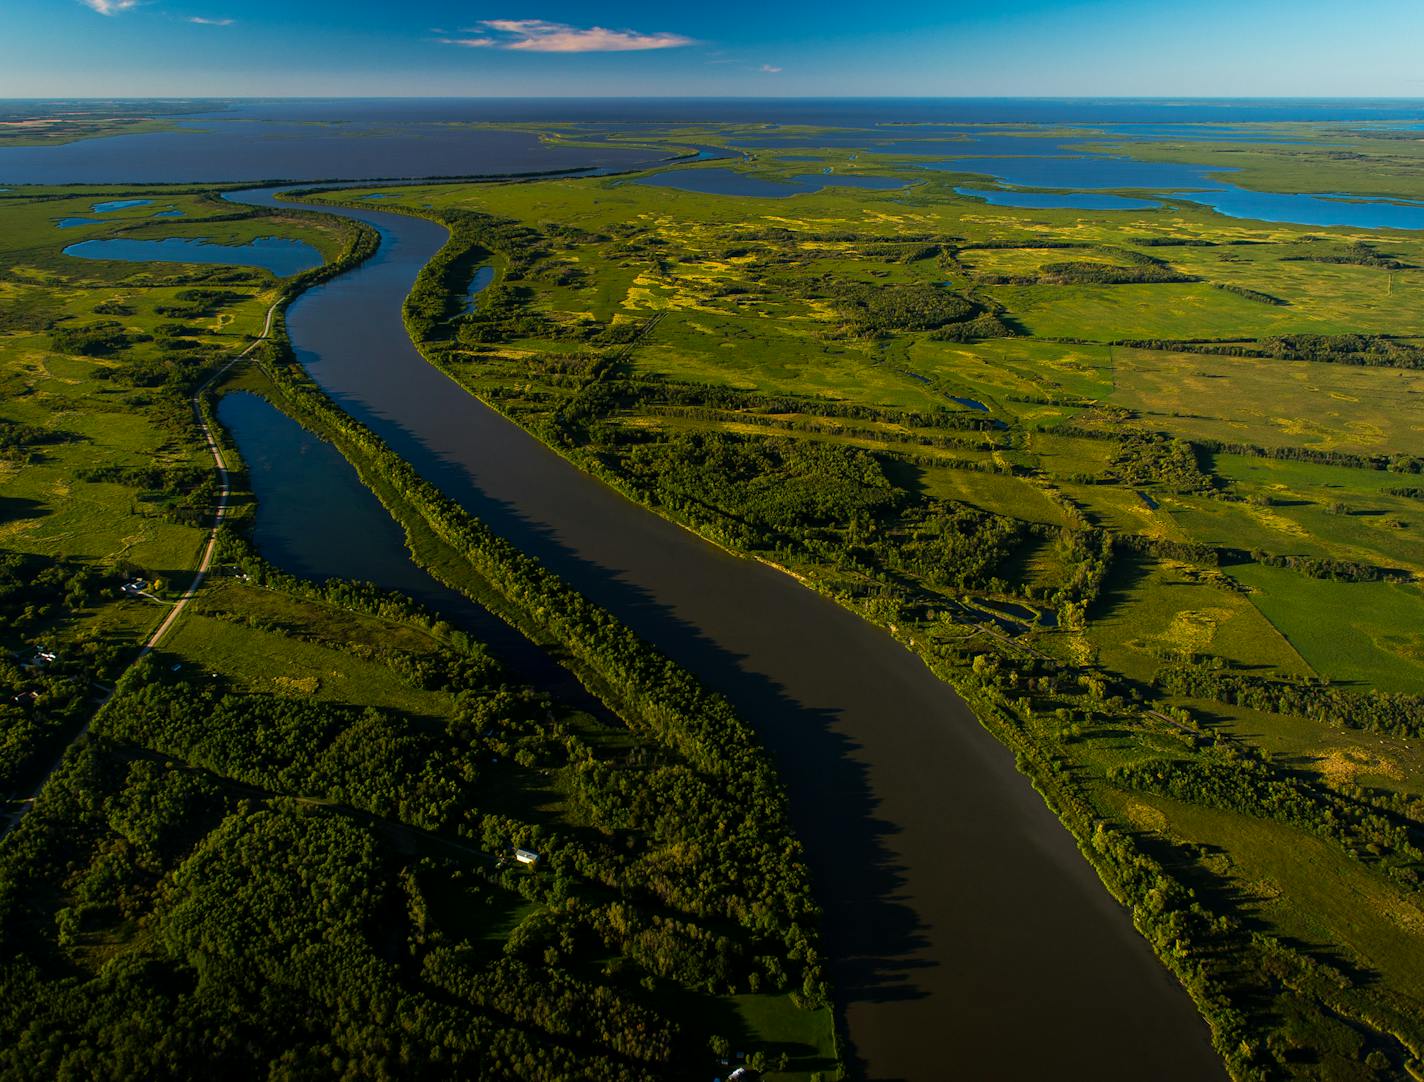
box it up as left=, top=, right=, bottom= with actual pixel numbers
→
left=228, top=187, right=1224, bottom=1081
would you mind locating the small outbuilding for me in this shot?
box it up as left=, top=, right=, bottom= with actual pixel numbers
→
left=514, top=848, right=540, bottom=867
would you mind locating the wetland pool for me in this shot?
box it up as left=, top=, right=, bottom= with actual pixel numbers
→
left=64, top=234, right=324, bottom=276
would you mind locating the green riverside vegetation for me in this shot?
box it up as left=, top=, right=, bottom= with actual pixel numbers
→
left=0, top=184, right=838, bottom=1079
left=2, top=117, right=1424, bottom=1080
left=301, top=123, right=1424, bottom=1080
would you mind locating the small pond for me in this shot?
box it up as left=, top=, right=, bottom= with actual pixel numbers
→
left=465, top=265, right=495, bottom=313
left=63, top=234, right=324, bottom=276
left=59, top=207, right=185, bottom=228
left=92, top=198, right=153, bottom=213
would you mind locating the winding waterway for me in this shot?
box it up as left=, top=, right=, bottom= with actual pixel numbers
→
left=227, top=187, right=1225, bottom=1081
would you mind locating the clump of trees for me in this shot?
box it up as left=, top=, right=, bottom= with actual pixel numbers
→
left=1109, top=432, right=1215, bottom=492
left=50, top=320, right=138, bottom=357
left=0, top=552, right=124, bottom=794
left=829, top=281, right=977, bottom=335
left=1213, top=283, right=1288, bottom=306
left=1155, top=658, right=1424, bottom=739
left=982, top=260, right=1197, bottom=286
left=1284, top=242, right=1410, bottom=270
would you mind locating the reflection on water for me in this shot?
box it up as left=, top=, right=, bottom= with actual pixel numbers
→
left=217, top=390, right=595, bottom=696
left=92, top=198, right=152, bottom=212
left=64, top=234, right=324, bottom=276
left=465, top=264, right=495, bottom=313
left=1169, top=187, right=1424, bottom=230
left=0, top=121, right=665, bottom=184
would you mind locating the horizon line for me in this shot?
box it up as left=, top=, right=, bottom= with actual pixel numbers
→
left=5, top=93, right=1424, bottom=102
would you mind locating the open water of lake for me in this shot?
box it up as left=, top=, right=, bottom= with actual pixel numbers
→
left=63, top=235, right=323, bottom=276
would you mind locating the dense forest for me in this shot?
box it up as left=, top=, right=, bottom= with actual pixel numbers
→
left=0, top=546, right=835, bottom=1079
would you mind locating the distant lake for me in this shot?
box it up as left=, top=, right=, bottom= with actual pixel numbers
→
left=924, top=155, right=1226, bottom=189
left=64, top=235, right=323, bottom=276
left=738, top=131, right=1089, bottom=157
left=0, top=121, right=664, bottom=185
left=955, top=186, right=1162, bottom=211
left=192, top=98, right=1424, bottom=126
left=635, top=168, right=910, bottom=197
left=1169, top=188, right=1424, bottom=230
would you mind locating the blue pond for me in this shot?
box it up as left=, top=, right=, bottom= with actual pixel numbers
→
left=950, top=396, right=990, bottom=412
left=1169, top=188, right=1424, bottom=231
left=635, top=168, right=910, bottom=197
left=91, top=198, right=153, bottom=213
left=955, top=186, right=1162, bottom=211
left=64, top=235, right=324, bottom=276
left=60, top=207, right=184, bottom=228
left=465, top=265, right=495, bottom=313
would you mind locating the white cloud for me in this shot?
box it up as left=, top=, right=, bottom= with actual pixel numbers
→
left=189, top=16, right=234, bottom=25
left=442, top=19, right=694, bottom=53
left=760, top=64, right=783, bottom=73
left=79, top=0, right=140, bottom=14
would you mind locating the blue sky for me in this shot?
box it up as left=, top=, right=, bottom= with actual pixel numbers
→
left=5, top=0, right=1424, bottom=97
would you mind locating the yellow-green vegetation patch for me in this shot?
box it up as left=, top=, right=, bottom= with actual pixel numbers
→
left=169, top=589, right=455, bottom=719
left=1110, top=347, right=1424, bottom=457
left=1229, top=562, right=1424, bottom=691
left=916, top=466, right=1070, bottom=525
left=1128, top=792, right=1424, bottom=1003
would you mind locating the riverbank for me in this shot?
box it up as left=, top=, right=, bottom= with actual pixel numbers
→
left=272, top=167, right=1424, bottom=1079
left=218, top=186, right=1231, bottom=1079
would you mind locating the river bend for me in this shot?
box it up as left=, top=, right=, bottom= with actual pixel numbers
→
left=229, top=187, right=1224, bottom=1081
